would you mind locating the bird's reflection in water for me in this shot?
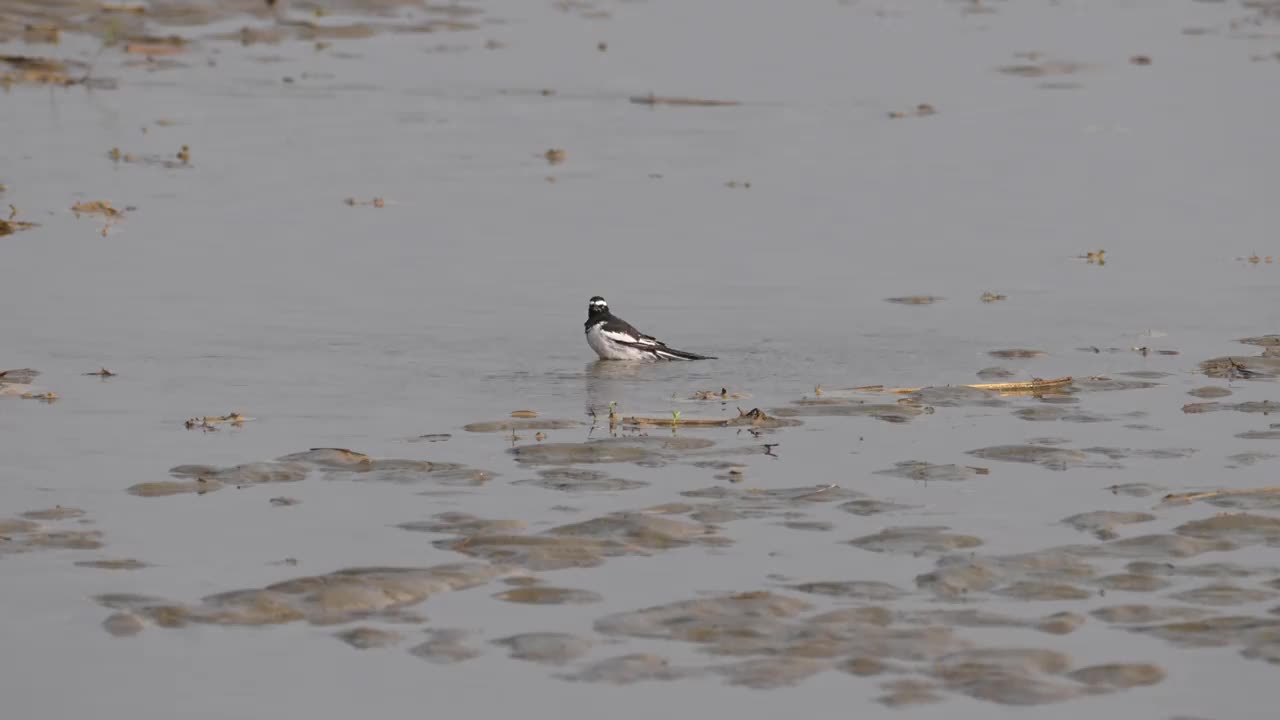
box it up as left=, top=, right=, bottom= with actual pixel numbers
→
left=583, top=361, right=658, bottom=420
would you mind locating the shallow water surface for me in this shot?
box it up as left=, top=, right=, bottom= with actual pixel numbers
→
left=3, top=0, right=1280, bottom=718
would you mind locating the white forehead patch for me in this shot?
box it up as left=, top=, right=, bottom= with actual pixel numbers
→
left=590, top=299, right=608, bottom=307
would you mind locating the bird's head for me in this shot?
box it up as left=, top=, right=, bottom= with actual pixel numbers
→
left=587, top=296, right=609, bottom=318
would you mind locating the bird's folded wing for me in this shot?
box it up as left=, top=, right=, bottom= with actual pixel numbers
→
left=600, top=329, right=666, bottom=349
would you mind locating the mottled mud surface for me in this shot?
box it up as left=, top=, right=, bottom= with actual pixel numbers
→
left=4, top=0, right=1280, bottom=719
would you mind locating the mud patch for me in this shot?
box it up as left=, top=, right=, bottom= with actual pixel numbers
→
left=437, top=511, right=719, bottom=570
left=787, top=581, right=907, bottom=601
left=1168, top=584, right=1277, bottom=607
left=492, top=586, right=602, bottom=605
left=511, top=437, right=714, bottom=465
left=875, top=461, right=990, bottom=482
left=397, top=513, right=526, bottom=536
left=513, top=468, right=648, bottom=492
left=494, top=632, right=592, bottom=665
left=561, top=654, right=703, bottom=684
left=848, top=526, right=983, bottom=555
left=1061, top=511, right=1156, bottom=540
left=967, top=445, right=1087, bottom=470
left=95, top=563, right=517, bottom=629
left=1175, top=514, right=1280, bottom=545
left=1, top=509, right=103, bottom=558
left=336, top=627, right=403, bottom=649
left=409, top=628, right=480, bottom=663
left=134, top=449, right=493, bottom=497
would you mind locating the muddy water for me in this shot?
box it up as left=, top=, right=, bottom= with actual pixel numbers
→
left=3, top=0, right=1280, bottom=718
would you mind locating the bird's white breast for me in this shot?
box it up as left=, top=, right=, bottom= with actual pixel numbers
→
left=586, top=323, right=653, bottom=361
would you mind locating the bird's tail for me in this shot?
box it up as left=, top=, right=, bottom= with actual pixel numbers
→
left=654, top=347, right=716, bottom=361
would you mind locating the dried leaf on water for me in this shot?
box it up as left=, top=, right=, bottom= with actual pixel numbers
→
left=0, top=219, right=38, bottom=236
left=71, top=201, right=121, bottom=218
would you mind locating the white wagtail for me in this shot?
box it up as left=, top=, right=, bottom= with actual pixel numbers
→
left=584, top=296, right=716, bottom=361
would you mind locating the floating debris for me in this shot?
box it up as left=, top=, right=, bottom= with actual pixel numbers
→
left=76, top=559, right=149, bottom=570
left=0, top=216, right=39, bottom=236
left=184, top=412, right=250, bottom=429
left=887, top=103, right=936, bottom=119
left=343, top=197, right=386, bottom=208
left=988, top=349, right=1046, bottom=359
left=71, top=200, right=121, bottom=218
left=409, top=433, right=451, bottom=443
left=22, top=25, right=60, bottom=43
left=510, top=410, right=538, bottom=418
left=981, top=292, right=1007, bottom=303
left=629, top=94, right=740, bottom=107
left=885, top=295, right=943, bottom=305
left=999, top=59, right=1088, bottom=78
left=463, top=418, right=579, bottom=432
left=544, top=149, right=566, bottom=165
left=861, top=377, right=1070, bottom=397
left=83, top=368, right=117, bottom=377
left=124, top=43, right=185, bottom=57
left=688, top=388, right=750, bottom=401
left=0, top=54, right=87, bottom=86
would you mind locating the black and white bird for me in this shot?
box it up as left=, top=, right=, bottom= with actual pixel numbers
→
left=584, top=296, right=716, bottom=361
